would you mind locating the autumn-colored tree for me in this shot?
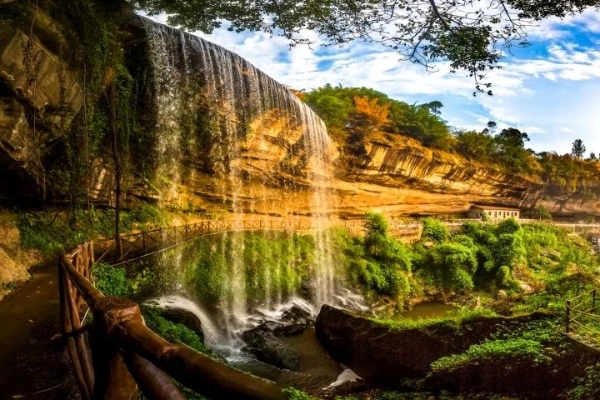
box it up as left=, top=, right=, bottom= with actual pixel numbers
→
left=351, top=95, right=391, bottom=133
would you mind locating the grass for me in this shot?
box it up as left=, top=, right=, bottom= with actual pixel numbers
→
left=370, top=307, right=497, bottom=331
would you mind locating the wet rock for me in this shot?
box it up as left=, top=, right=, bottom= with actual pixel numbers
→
left=242, top=324, right=301, bottom=370
left=275, top=305, right=313, bottom=335
left=282, top=305, right=312, bottom=321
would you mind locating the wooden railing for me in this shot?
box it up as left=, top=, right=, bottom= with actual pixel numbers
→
left=59, top=221, right=287, bottom=400
left=566, top=289, right=600, bottom=352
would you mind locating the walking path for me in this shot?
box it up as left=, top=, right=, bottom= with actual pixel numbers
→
left=0, top=263, right=76, bottom=399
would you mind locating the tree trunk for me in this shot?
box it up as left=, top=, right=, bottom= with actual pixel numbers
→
left=109, top=84, right=122, bottom=261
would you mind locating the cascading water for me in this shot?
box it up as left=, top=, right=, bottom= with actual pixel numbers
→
left=141, top=16, right=351, bottom=354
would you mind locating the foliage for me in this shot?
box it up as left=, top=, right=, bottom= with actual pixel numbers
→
left=419, top=242, right=477, bottom=299
left=17, top=206, right=169, bottom=258
left=352, top=95, right=391, bottom=133
left=537, top=151, right=597, bottom=195
left=92, top=263, right=131, bottom=297
left=420, top=217, right=449, bottom=243
left=571, top=138, right=586, bottom=159
left=132, top=0, right=596, bottom=92
left=372, top=307, right=496, bottom=331
left=283, top=387, right=320, bottom=400
left=302, top=85, right=452, bottom=151
left=431, top=317, right=561, bottom=372
left=564, top=362, right=600, bottom=400
left=185, top=231, right=311, bottom=306
left=456, top=219, right=525, bottom=291
left=430, top=338, right=550, bottom=371
left=358, top=213, right=412, bottom=299
left=141, top=306, right=209, bottom=354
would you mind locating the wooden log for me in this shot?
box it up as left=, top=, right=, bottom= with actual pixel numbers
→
left=64, top=268, right=95, bottom=393
left=90, top=297, right=139, bottom=400
left=122, top=351, right=185, bottom=400
left=59, top=263, right=92, bottom=400
left=90, top=296, right=283, bottom=400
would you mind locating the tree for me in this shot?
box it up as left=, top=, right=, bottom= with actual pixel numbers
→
left=134, top=0, right=599, bottom=93
left=482, top=121, right=497, bottom=135
left=590, top=152, right=597, bottom=161
left=421, top=243, right=478, bottom=301
left=571, top=139, right=586, bottom=159
left=419, top=101, right=444, bottom=117
left=351, top=95, right=391, bottom=133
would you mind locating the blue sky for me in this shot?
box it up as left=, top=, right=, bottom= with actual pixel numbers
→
left=146, top=9, right=600, bottom=156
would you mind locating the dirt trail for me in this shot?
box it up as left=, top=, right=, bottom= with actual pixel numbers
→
left=0, top=263, right=76, bottom=399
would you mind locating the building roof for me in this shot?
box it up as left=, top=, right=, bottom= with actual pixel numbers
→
left=470, top=205, right=520, bottom=212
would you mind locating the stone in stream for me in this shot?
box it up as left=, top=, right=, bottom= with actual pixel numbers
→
left=242, top=323, right=301, bottom=370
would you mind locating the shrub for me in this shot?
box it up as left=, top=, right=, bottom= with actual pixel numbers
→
left=92, top=263, right=131, bottom=296
left=421, top=217, right=449, bottom=243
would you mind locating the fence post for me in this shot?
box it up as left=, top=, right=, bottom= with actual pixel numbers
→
left=565, top=300, right=571, bottom=334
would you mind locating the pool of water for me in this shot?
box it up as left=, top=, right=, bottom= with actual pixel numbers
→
left=401, top=301, right=458, bottom=319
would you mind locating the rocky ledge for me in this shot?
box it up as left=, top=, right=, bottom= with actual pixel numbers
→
left=315, top=305, right=598, bottom=398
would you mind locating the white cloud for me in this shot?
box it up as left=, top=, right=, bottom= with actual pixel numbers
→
left=141, top=10, right=600, bottom=155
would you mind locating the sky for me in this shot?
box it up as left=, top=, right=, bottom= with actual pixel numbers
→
left=145, top=8, right=600, bottom=156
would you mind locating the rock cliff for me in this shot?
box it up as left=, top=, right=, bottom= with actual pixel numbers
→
left=0, top=0, right=599, bottom=221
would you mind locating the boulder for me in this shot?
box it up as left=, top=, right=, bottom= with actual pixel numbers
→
left=242, top=323, right=301, bottom=370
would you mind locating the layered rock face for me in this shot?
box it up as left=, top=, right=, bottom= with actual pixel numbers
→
left=0, top=0, right=599, bottom=220
left=0, top=2, right=83, bottom=199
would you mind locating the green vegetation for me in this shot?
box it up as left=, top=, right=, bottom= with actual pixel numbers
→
left=371, top=307, right=496, bottom=331
left=335, top=212, right=412, bottom=302
left=302, top=85, right=452, bottom=151
left=17, top=205, right=169, bottom=257
left=141, top=306, right=209, bottom=354
left=431, top=338, right=550, bottom=372
left=565, top=362, right=600, bottom=400
left=283, top=387, right=320, bottom=400
left=329, top=214, right=599, bottom=313
left=185, top=231, right=314, bottom=307
left=93, top=263, right=131, bottom=296
left=300, top=84, right=599, bottom=194
left=134, top=0, right=595, bottom=94
left=430, top=317, right=562, bottom=374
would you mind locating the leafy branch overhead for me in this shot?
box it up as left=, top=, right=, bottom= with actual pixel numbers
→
left=132, top=0, right=600, bottom=93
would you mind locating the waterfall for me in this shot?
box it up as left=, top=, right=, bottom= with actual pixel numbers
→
left=141, top=16, right=338, bottom=344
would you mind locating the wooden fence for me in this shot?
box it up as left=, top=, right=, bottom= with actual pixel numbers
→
left=59, top=221, right=286, bottom=400
left=566, top=289, right=600, bottom=352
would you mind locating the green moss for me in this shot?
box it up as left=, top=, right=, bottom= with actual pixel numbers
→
left=431, top=338, right=551, bottom=372
left=141, top=306, right=209, bottom=354
left=370, top=308, right=497, bottom=331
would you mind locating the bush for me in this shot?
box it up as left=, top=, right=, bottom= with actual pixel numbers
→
left=421, top=217, right=449, bottom=243
left=92, top=263, right=131, bottom=296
